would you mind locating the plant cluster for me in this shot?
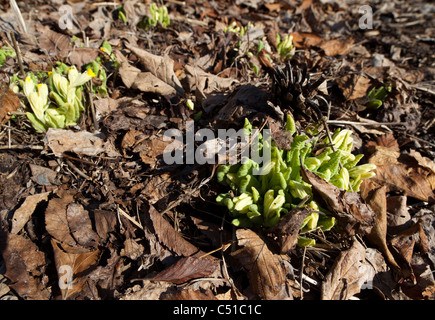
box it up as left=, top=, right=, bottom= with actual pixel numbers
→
left=143, top=3, right=170, bottom=28
left=0, top=45, right=16, bottom=66
left=14, top=65, right=94, bottom=132
left=215, top=117, right=376, bottom=246
left=366, top=84, right=391, bottom=109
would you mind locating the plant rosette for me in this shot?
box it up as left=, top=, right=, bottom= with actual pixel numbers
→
left=215, top=116, right=376, bottom=246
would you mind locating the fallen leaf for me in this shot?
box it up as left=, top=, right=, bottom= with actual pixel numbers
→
left=51, top=238, right=101, bottom=299
left=143, top=202, right=209, bottom=258
left=0, top=85, right=21, bottom=126
left=38, top=28, right=71, bottom=57
left=1, top=233, right=50, bottom=299
left=320, top=39, right=354, bottom=56
left=44, top=128, right=106, bottom=157
left=291, top=32, right=323, bottom=48
left=361, top=184, right=400, bottom=270
left=66, top=203, right=100, bottom=250
left=66, top=47, right=100, bottom=69
left=301, top=165, right=375, bottom=235
left=366, top=132, right=400, bottom=153
left=29, top=164, right=59, bottom=186
left=45, top=192, right=79, bottom=250
left=11, top=192, right=50, bottom=234
left=161, top=288, right=217, bottom=300
left=267, top=207, right=311, bottom=254
left=125, top=43, right=185, bottom=96
left=120, top=238, right=144, bottom=260
left=367, top=146, right=435, bottom=203
left=321, top=239, right=369, bottom=300
left=185, top=64, right=238, bottom=95
left=232, top=228, right=291, bottom=300
left=337, top=74, right=371, bottom=100
left=148, top=256, right=221, bottom=285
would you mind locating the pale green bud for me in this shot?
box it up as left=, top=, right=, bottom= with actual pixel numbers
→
left=348, top=163, right=376, bottom=178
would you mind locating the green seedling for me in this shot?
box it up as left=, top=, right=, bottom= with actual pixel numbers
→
left=276, top=34, right=295, bottom=61
left=18, top=65, right=95, bottom=132
left=215, top=116, right=376, bottom=246
left=118, top=6, right=127, bottom=24
left=0, top=46, right=16, bottom=66
left=366, top=84, right=391, bottom=109
left=143, top=3, right=170, bottom=28
left=83, top=41, right=118, bottom=98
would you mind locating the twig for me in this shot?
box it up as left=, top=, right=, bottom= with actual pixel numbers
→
left=117, top=206, right=143, bottom=229
left=65, top=159, right=92, bottom=181
left=0, top=144, right=43, bottom=150
left=9, top=31, right=25, bottom=77
left=299, top=246, right=307, bottom=299
left=9, top=0, right=27, bottom=34
left=327, top=120, right=402, bottom=127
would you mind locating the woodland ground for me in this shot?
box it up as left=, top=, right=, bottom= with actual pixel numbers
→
left=0, top=0, right=434, bottom=301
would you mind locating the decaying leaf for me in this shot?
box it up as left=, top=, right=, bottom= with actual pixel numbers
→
left=11, top=192, right=50, bottom=234
left=321, top=239, right=368, bottom=300
left=267, top=207, right=311, bottom=254
left=44, top=129, right=106, bottom=157
left=66, top=203, right=100, bottom=250
left=1, top=233, right=50, bottom=300
left=148, top=256, right=221, bottom=285
left=161, top=287, right=217, bottom=300
left=143, top=202, right=208, bottom=258
left=232, top=228, right=291, bottom=300
left=0, top=85, right=21, bottom=126
left=124, top=43, right=185, bottom=96
left=367, top=146, right=435, bottom=203
left=301, top=165, right=375, bottom=235
left=361, top=183, right=400, bottom=270
left=337, top=74, right=372, bottom=100
left=185, top=64, right=238, bottom=95
left=51, top=238, right=101, bottom=300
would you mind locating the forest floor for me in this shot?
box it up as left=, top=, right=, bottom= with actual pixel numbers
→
left=0, top=0, right=435, bottom=301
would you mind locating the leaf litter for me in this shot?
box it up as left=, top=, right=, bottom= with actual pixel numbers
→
left=0, top=0, right=435, bottom=301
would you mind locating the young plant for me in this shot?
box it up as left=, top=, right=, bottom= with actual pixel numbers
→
left=84, top=41, right=118, bottom=97
left=215, top=116, right=376, bottom=246
left=0, top=45, right=16, bottom=66
left=145, top=3, right=170, bottom=28
left=366, top=84, right=391, bottom=109
left=276, top=34, right=295, bottom=61
left=20, top=65, right=95, bottom=132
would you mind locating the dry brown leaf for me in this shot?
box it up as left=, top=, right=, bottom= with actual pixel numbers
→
left=148, top=256, right=221, bottom=285
left=51, top=238, right=101, bottom=300
left=0, top=85, right=21, bottom=126
left=66, top=47, right=100, bottom=69
left=368, top=146, right=435, bottom=203
left=44, top=128, right=106, bottom=157
left=11, top=192, right=50, bottom=234
left=301, top=166, right=375, bottom=235
left=320, top=39, right=354, bottom=56
left=232, top=228, right=291, bottom=300
left=267, top=207, right=311, bottom=254
left=321, top=240, right=369, bottom=300
left=66, top=203, right=100, bottom=250
left=45, top=192, right=78, bottom=250
left=161, top=288, right=218, bottom=300
left=362, top=184, right=400, bottom=270
left=366, top=132, right=400, bottom=152
left=1, top=233, right=50, bottom=300
left=125, top=43, right=184, bottom=96
left=337, top=74, right=371, bottom=100
left=291, top=32, right=323, bottom=48
left=38, top=28, right=71, bottom=57
left=185, top=64, right=238, bottom=95
left=144, top=203, right=208, bottom=258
